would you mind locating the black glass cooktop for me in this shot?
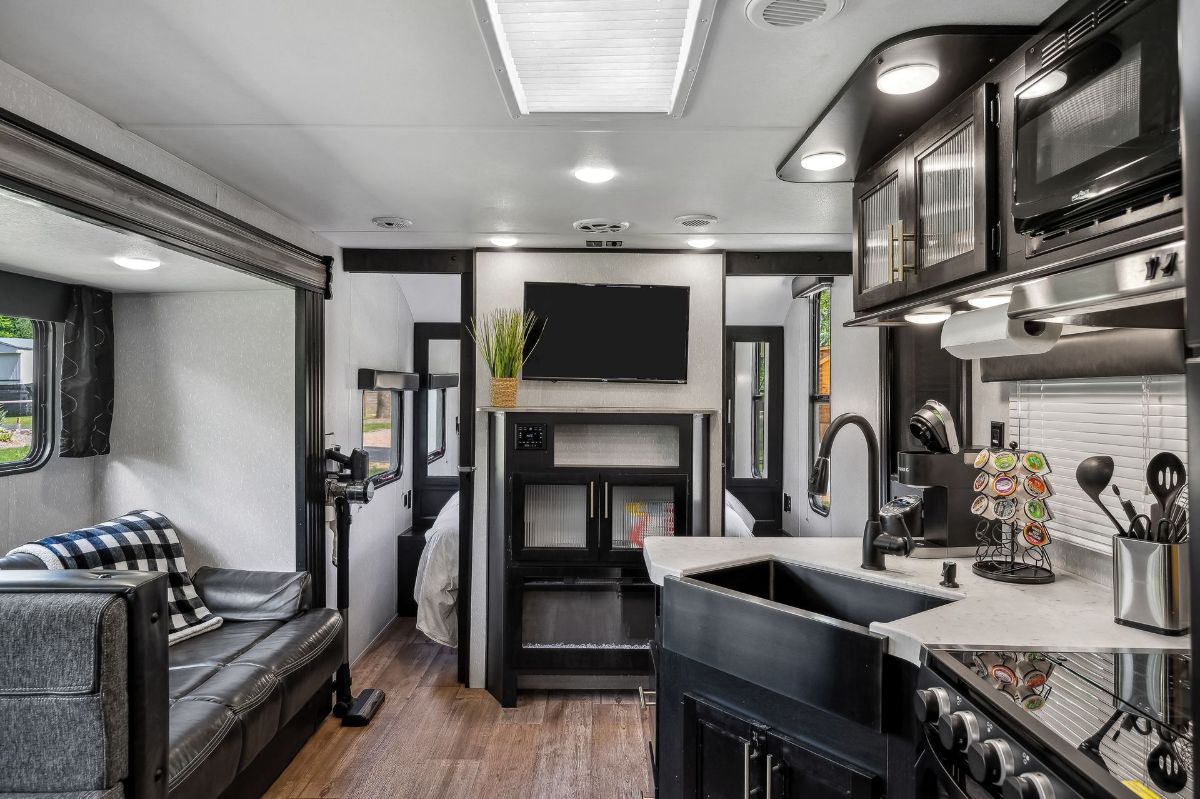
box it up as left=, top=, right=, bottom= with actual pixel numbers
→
left=939, top=648, right=1192, bottom=797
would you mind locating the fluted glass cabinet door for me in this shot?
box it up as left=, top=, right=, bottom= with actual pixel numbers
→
left=908, top=82, right=999, bottom=294
left=852, top=149, right=911, bottom=312
left=510, top=472, right=598, bottom=562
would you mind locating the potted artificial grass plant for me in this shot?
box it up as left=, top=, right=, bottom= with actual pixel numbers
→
left=469, top=308, right=541, bottom=408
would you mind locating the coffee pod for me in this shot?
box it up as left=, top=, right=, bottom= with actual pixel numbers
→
left=1015, top=659, right=1048, bottom=689
left=1024, top=499, right=1052, bottom=523
left=1012, top=683, right=1046, bottom=711
left=1022, top=521, right=1050, bottom=548
left=992, top=474, right=1018, bottom=498
left=1021, top=450, right=1050, bottom=475
left=975, top=449, right=998, bottom=474
left=971, top=494, right=991, bottom=518
left=973, top=472, right=992, bottom=493
left=988, top=658, right=1018, bottom=687
left=976, top=652, right=1007, bottom=681
left=991, top=450, right=1018, bottom=474
left=1020, top=474, right=1052, bottom=499
left=993, top=497, right=1019, bottom=522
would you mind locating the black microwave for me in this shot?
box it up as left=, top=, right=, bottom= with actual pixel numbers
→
left=1012, top=0, right=1180, bottom=236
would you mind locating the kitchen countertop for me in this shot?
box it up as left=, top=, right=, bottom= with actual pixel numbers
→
left=643, top=536, right=1189, bottom=665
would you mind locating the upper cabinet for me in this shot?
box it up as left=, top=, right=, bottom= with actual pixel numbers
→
left=853, top=83, right=1000, bottom=312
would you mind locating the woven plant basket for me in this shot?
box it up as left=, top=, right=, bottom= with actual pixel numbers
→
left=491, top=377, right=518, bottom=408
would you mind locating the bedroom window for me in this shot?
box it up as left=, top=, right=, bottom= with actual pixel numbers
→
left=810, top=290, right=831, bottom=512
left=750, top=343, right=767, bottom=478
left=427, top=387, right=447, bottom=464
left=0, top=315, right=52, bottom=476
left=362, top=389, right=403, bottom=486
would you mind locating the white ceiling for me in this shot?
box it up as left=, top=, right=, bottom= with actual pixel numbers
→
left=394, top=273, right=461, bottom=323
left=0, top=190, right=277, bottom=293
left=725, top=275, right=796, bottom=326
left=0, top=0, right=1050, bottom=251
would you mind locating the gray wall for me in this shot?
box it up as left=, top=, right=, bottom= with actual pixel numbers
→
left=324, top=264, right=416, bottom=661
left=95, top=290, right=297, bottom=572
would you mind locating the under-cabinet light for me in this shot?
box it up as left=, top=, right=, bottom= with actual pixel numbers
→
left=687, top=237, right=716, bottom=248
left=573, top=166, right=616, bottom=184
left=490, top=236, right=520, bottom=247
left=904, top=309, right=951, bottom=325
left=113, top=256, right=160, bottom=271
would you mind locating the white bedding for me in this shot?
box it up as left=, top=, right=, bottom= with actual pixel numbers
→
left=415, top=492, right=459, bottom=647
left=724, top=491, right=755, bottom=538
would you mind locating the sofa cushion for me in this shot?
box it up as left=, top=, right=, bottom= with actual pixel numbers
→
left=186, top=663, right=282, bottom=766
left=167, top=700, right=242, bottom=799
left=168, top=665, right=219, bottom=701
left=233, top=609, right=343, bottom=721
left=167, top=620, right=282, bottom=669
left=192, top=566, right=311, bottom=621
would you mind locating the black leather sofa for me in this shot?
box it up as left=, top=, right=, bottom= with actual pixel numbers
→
left=0, top=556, right=344, bottom=799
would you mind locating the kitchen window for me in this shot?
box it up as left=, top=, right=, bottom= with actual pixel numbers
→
left=810, top=290, right=831, bottom=512
left=0, top=315, right=52, bottom=476
left=362, top=389, right=403, bottom=486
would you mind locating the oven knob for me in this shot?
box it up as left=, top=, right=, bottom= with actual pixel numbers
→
left=937, top=710, right=981, bottom=751
left=913, top=687, right=951, bottom=724
left=968, top=739, right=1015, bottom=784
left=1002, top=772, right=1055, bottom=799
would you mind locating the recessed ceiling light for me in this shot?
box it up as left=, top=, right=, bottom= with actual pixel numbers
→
left=877, top=63, right=940, bottom=95
left=967, top=292, right=1012, bottom=309
left=904, top=309, right=951, bottom=325
left=113, top=256, right=160, bottom=271
left=688, top=237, right=717, bottom=249
left=1018, top=70, right=1068, bottom=100
left=490, top=236, right=519, bottom=248
left=573, top=166, right=616, bottom=184
left=800, top=151, right=847, bottom=172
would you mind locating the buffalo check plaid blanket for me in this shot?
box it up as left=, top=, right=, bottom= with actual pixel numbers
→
left=9, top=510, right=222, bottom=644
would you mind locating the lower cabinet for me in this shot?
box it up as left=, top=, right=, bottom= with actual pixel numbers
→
left=683, top=695, right=879, bottom=799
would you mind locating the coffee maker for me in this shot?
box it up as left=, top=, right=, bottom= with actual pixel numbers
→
left=880, top=400, right=979, bottom=557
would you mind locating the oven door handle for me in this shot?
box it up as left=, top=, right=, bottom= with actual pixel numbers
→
left=919, top=726, right=973, bottom=799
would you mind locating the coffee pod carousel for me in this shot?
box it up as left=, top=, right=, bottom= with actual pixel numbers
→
left=970, top=446, right=1056, bottom=583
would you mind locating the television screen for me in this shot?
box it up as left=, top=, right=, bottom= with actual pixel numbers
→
left=522, top=282, right=690, bottom=383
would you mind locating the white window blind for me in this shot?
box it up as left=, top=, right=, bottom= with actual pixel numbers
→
left=1008, top=375, right=1186, bottom=555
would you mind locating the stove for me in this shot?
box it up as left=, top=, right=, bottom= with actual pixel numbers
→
left=915, top=647, right=1192, bottom=798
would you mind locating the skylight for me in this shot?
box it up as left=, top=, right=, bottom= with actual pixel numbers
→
left=477, top=0, right=714, bottom=116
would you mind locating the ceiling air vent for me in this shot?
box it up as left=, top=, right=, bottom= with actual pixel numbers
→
left=573, top=219, right=630, bottom=234
left=745, top=0, right=844, bottom=31
left=675, top=213, right=718, bottom=229
left=371, top=216, right=412, bottom=229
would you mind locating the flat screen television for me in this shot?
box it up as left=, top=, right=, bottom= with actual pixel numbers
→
left=522, top=282, right=690, bottom=383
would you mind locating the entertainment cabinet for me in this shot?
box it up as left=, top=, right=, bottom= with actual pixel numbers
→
left=485, top=410, right=710, bottom=707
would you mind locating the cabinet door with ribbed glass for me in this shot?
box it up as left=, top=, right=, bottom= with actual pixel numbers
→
left=908, top=82, right=999, bottom=295
left=852, top=148, right=911, bottom=312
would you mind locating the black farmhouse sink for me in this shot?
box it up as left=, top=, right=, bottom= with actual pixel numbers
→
left=662, top=558, right=956, bottom=730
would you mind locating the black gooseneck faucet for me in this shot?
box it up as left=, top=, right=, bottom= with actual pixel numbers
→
left=808, top=412, right=911, bottom=570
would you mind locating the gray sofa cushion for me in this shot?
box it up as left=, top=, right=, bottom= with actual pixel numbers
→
left=0, top=789, right=126, bottom=799
left=0, top=596, right=127, bottom=794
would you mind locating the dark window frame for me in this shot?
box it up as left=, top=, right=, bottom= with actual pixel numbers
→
left=427, top=386, right=447, bottom=465
left=362, top=388, right=404, bottom=489
left=0, top=319, right=54, bottom=477
left=809, top=289, right=831, bottom=514
left=750, top=342, right=767, bottom=479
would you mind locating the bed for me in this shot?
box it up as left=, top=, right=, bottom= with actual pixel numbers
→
left=724, top=490, right=756, bottom=538
left=414, top=492, right=459, bottom=647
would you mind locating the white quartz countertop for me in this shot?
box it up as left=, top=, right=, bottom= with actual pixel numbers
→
left=643, top=536, right=1188, bottom=665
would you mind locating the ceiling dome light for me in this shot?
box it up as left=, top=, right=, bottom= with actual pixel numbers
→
left=113, top=256, right=160, bottom=271
left=967, top=292, right=1012, bottom=309
left=490, top=236, right=519, bottom=248
left=687, top=237, right=717, bottom=249
left=877, top=63, right=940, bottom=95
left=799, top=151, right=847, bottom=172
left=1018, top=70, right=1068, bottom=100
left=904, top=309, right=951, bottom=325
left=573, top=166, right=615, bottom=184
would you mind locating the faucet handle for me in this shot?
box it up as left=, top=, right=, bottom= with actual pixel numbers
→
left=940, top=561, right=959, bottom=588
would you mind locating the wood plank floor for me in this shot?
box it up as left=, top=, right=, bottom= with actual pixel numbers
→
left=266, top=618, right=652, bottom=799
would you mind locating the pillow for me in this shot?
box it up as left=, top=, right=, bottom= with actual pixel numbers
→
left=724, top=504, right=753, bottom=538
left=8, top=510, right=222, bottom=645
left=724, top=491, right=757, bottom=532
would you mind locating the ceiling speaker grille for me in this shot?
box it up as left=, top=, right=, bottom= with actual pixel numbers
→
left=675, top=213, right=717, bottom=228
left=573, top=218, right=630, bottom=234
left=745, top=0, right=843, bottom=30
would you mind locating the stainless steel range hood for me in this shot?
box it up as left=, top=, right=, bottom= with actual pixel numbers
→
left=1007, top=241, right=1185, bottom=328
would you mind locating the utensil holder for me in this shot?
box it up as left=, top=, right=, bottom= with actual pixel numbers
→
left=1113, top=538, right=1190, bottom=635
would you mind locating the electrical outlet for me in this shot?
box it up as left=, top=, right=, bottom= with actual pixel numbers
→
left=783, top=493, right=792, bottom=513
left=990, top=421, right=1005, bottom=450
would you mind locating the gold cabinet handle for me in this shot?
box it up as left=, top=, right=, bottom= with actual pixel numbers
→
left=589, top=481, right=595, bottom=519
left=891, top=221, right=917, bottom=282
left=604, top=482, right=610, bottom=519
left=638, top=686, right=657, bottom=709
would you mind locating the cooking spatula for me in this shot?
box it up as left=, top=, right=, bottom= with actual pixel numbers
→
left=1147, top=452, right=1185, bottom=516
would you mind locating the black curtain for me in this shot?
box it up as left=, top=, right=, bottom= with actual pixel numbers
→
left=60, top=286, right=114, bottom=457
